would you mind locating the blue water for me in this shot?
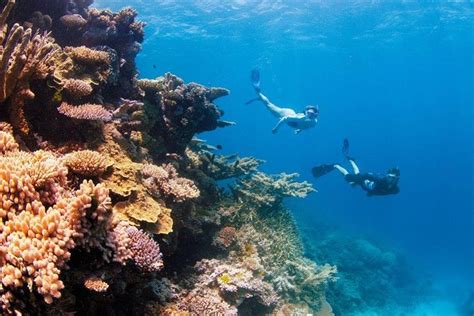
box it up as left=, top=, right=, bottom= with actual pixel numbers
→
left=97, top=1, right=473, bottom=314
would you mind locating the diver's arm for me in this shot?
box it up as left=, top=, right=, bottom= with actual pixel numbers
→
left=272, top=116, right=288, bottom=134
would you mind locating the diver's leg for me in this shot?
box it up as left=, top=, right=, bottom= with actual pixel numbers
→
left=349, top=159, right=360, bottom=175
left=333, top=164, right=349, bottom=176
left=258, top=93, right=296, bottom=118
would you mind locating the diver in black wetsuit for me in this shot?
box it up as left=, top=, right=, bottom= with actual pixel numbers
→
left=312, top=139, right=400, bottom=196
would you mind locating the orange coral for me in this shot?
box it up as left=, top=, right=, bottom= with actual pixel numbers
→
left=83, top=277, right=109, bottom=293
left=58, top=102, right=112, bottom=121
left=63, top=150, right=110, bottom=177
left=0, top=146, right=112, bottom=308
left=0, top=131, right=18, bottom=154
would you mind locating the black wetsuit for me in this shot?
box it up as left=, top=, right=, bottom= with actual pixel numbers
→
left=345, top=173, right=400, bottom=196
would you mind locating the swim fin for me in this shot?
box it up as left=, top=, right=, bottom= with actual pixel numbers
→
left=342, top=138, right=356, bottom=161
left=251, top=68, right=261, bottom=92
left=311, top=164, right=335, bottom=178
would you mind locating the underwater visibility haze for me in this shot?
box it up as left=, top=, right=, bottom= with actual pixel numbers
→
left=0, top=0, right=471, bottom=315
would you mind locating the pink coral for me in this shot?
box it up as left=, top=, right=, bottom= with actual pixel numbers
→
left=109, top=222, right=163, bottom=273
left=58, top=102, right=112, bottom=121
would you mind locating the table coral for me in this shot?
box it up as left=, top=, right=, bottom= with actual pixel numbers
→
left=58, top=102, right=112, bottom=121
left=236, top=172, right=316, bottom=207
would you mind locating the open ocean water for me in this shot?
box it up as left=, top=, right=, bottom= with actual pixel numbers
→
left=96, top=1, right=473, bottom=315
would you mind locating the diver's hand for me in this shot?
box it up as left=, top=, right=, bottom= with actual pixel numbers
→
left=294, top=129, right=301, bottom=134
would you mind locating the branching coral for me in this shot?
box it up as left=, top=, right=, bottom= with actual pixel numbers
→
left=194, top=258, right=279, bottom=308
left=0, top=147, right=112, bottom=309
left=235, top=172, right=316, bottom=207
left=203, top=153, right=264, bottom=180
left=0, top=1, right=58, bottom=137
left=141, top=163, right=200, bottom=203
left=65, top=46, right=110, bottom=65
left=109, top=222, right=163, bottom=273
left=58, top=102, right=112, bottom=121
left=63, top=150, right=110, bottom=177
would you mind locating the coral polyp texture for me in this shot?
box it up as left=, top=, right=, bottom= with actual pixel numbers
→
left=0, top=0, right=336, bottom=315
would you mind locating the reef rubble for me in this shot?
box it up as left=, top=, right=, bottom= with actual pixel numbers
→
left=0, top=0, right=336, bottom=315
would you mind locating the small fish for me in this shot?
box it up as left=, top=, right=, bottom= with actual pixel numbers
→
left=216, top=144, right=222, bottom=150
left=153, top=64, right=157, bottom=69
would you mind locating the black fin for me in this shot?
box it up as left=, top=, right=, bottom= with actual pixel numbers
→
left=311, top=164, right=335, bottom=178
left=251, top=68, right=261, bottom=92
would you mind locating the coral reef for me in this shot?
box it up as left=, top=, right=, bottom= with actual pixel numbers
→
left=0, top=1, right=337, bottom=315
left=58, top=102, right=112, bottom=121
left=302, top=225, right=432, bottom=315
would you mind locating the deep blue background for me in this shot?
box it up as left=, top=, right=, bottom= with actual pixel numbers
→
left=98, top=0, right=473, bottom=305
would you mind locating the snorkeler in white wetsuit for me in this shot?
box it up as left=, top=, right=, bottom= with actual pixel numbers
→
left=246, top=69, right=319, bottom=134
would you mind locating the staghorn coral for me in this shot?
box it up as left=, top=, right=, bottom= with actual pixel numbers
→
left=58, top=102, right=112, bottom=121
left=65, top=46, right=110, bottom=65
left=63, top=150, right=110, bottom=177
left=203, top=153, right=264, bottom=180
left=235, top=172, right=316, bottom=207
left=141, top=163, right=200, bottom=203
left=62, top=78, right=93, bottom=98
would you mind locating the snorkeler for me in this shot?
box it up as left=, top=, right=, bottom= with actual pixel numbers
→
left=246, top=69, right=319, bottom=134
left=312, top=139, right=400, bottom=196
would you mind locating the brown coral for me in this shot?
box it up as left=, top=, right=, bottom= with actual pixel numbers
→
left=62, top=78, right=93, bottom=98
left=141, top=163, right=200, bottom=202
left=65, top=46, right=110, bottom=65
left=63, top=150, right=110, bottom=177
left=59, top=14, right=88, bottom=29
left=0, top=2, right=58, bottom=137
left=58, top=102, right=112, bottom=121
